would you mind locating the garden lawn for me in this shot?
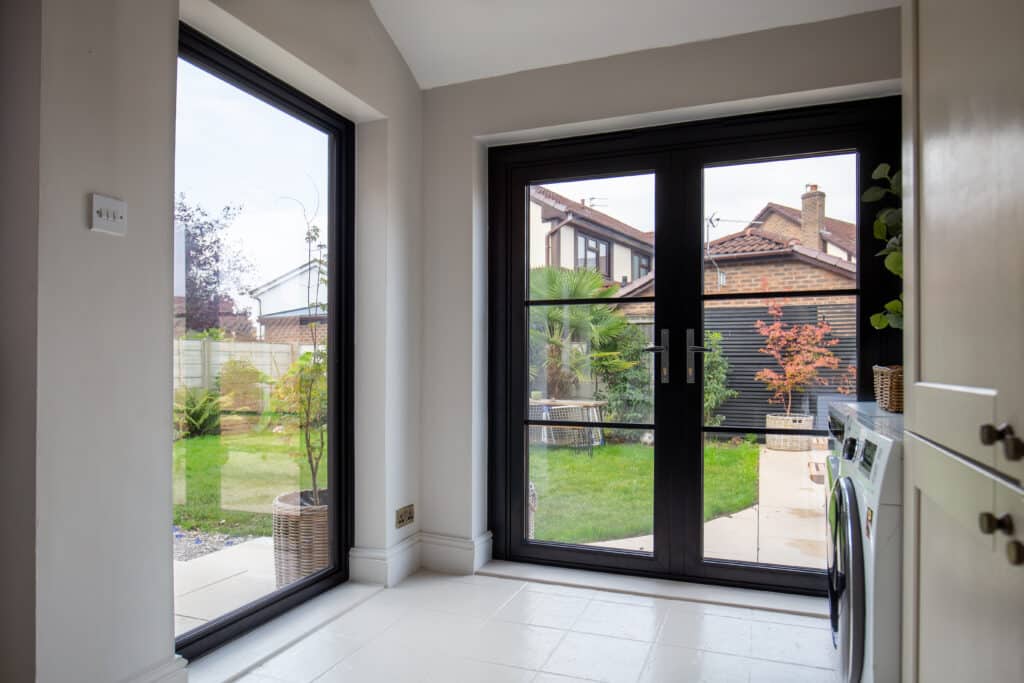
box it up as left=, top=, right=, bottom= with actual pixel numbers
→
left=172, top=427, right=328, bottom=537
left=530, top=439, right=759, bottom=545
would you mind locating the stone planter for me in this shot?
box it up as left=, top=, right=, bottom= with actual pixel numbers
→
left=272, top=489, right=330, bottom=588
left=765, top=414, right=814, bottom=451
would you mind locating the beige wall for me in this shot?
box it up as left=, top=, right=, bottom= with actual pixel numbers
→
left=0, top=1, right=40, bottom=679
left=420, top=9, right=901, bottom=553
left=32, top=1, right=181, bottom=681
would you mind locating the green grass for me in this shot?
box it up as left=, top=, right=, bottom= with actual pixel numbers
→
left=172, top=424, right=328, bottom=537
left=530, top=439, right=759, bottom=545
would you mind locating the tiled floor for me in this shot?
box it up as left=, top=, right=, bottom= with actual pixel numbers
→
left=237, top=571, right=836, bottom=682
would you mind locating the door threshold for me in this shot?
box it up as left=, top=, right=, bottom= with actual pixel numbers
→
left=478, top=559, right=827, bottom=618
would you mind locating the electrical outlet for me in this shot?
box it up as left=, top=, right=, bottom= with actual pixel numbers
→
left=395, top=504, right=414, bottom=529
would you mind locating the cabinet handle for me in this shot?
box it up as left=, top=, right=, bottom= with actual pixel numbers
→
left=979, top=423, right=1024, bottom=461
left=979, top=512, right=1015, bottom=535
left=1007, top=541, right=1024, bottom=566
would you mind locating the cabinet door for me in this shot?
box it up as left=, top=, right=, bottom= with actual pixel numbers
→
left=903, top=0, right=1024, bottom=479
left=903, top=434, right=995, bottom=682
left=992, top=482, right=1024, bottom=681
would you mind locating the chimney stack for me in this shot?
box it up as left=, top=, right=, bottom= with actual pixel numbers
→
left=801, top=184, right=826, bottom=250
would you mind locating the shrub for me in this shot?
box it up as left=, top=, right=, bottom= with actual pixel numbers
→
left=216, top=359, right=268, bottom=412
left=703, top=330, right=738, bottom=427
left=174, top=387, right=222, bottom=438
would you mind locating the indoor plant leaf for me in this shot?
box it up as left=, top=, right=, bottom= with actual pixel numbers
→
left=871, top=162, right=891, bottom=180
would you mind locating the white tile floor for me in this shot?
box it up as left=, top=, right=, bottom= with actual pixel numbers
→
left=236, top=571, right=836, bottom=683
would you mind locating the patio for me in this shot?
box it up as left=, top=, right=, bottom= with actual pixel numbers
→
left=174, top=537, right=276, bottom=636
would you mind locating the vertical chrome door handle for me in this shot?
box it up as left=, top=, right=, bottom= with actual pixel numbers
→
left=644, top=329, right=670, bottom=384
left=686, top=329, right=710, bottom=385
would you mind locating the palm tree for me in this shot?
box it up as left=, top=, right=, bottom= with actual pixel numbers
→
left=528, top=267, right=630, bottom=399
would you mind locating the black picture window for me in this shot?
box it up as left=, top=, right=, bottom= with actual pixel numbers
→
left=173, top=23, right=354, bottom=660
left=632, top=252, right=651, bottom=280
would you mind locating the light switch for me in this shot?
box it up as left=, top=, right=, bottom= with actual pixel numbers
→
left=90, top=193, right=127, bottom=236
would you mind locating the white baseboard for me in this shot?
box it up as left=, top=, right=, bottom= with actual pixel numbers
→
left=349, top=530, right=493, bottom=584
left=121, top=655, right=187, bottom=683
left=420, top=530, right=493, bottom=574
left=349, top=533, right=421, bottom=586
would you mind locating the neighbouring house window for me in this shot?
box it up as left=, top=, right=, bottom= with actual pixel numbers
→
left=576, top=232, right=610, bottom=276
left=632, top=252, right=651, bottom=280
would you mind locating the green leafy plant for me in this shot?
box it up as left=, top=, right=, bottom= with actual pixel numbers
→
left=593, top=323, right=653, bottom=428
left=528, top=267, right=630, bottom=399
left=703, top=330, right=738, bottom=427
left=174, top=387, right=222, bottom=438
left=862, top=162, right=904, bottom=329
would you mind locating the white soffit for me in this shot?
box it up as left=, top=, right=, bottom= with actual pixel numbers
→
left=369, top=0, right=899, bottom=89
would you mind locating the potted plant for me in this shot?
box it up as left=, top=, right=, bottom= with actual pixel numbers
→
left=754, top=303, right=846, bottom=451
left=270, top=218, right=330, bottom=588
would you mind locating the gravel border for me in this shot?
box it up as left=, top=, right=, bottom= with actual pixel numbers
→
left=173, top=526, right=261, bottom=561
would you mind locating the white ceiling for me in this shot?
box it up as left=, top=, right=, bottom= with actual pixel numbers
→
left=369, top=0, right=898, bottom=89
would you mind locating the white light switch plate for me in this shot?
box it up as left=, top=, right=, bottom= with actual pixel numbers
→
left=90, top=193, right=127, bottom=236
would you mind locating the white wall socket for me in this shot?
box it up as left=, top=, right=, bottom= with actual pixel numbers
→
left=90, top=193, right=127, bottom=236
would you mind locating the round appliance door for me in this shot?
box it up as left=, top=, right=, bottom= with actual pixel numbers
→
left=827, top=476, right=864, bottom=683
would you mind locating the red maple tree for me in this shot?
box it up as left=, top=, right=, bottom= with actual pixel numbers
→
left=754, top=303, right=852, bottom=415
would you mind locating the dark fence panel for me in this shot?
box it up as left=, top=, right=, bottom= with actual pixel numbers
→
left=705, top=301, right=857, bottom=432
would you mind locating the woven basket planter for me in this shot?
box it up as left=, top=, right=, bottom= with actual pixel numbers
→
left=272, top=490, right=330, bottom=589
left=873, top=365, right=904, bottom=413
left=765, top=414, right=814, bottom=451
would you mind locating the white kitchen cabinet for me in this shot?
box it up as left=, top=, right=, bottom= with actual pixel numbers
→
left=902, top=434, right=1024, bottom=682
left=903, top=0, right=1024, bottom=679
left=903, top=0, right=1024, bottom=481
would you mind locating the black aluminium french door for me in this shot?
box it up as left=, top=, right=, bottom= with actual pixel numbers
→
left=489, top=97, right=901, bottom=595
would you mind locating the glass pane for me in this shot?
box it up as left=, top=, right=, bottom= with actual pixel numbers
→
left=703, top=296, right=857, bottom=432
left=703, top=154, right=857, bottom=295
left=702, top=432, right=828, bottom=569
left=527, top=304, right=654, bottom=425
left=173, top=58, right=331, bottom=637
left=527, top=174, right=654, bottom=298
left=528, top=427, right=654, bottom=553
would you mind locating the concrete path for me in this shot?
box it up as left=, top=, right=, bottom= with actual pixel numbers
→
left=173, top=537, right=276, bottom=636
left=588, top=446, right=829, bottom=569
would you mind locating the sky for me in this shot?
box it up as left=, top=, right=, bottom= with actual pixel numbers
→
left=174, top=58, right=328, bottom=306
left=542, top=152, right=857, bottom=244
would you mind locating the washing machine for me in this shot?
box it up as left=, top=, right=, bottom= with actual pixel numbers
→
left=826, top=402, right=903, bottom=683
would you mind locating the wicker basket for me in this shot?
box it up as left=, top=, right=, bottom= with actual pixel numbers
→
left=765, top=414, right=814, bottom=451
left=873, top=365, right=904, bottom=413
left=272, top=490, right=330, bottom=588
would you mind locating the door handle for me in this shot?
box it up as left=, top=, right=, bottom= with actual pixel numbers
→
left=644, top=329, right=669, bottom=384
left=685, top=329, right=709, bottom=384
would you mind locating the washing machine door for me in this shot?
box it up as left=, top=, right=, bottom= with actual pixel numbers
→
left=827, top=476, right=864, bottom=683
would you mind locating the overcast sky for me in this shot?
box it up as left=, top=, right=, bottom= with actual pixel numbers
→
left=542, top=152, right=857, bottom=244
left=176, top=55, right=857, bottom=308
left=174, top=58, right=328, bottom=302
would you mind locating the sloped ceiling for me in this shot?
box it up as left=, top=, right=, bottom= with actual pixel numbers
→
left=369, top=0, right=899, bottom=89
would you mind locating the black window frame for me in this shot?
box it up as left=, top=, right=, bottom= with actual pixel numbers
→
left=489, top=97, right=901, bottom=595
left=175, top=23, right=355, bottom=661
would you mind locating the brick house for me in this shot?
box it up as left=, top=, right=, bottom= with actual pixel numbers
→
left=248, top=261, right=327, bottom=345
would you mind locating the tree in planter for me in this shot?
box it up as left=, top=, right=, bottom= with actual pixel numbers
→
left=272, top=228, right=328, bottom=505
left=528, top=267, right=630, bottom=399
left=703, top=331, right=738, bottom=427
left=754, top=303, right=848, bottom=416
